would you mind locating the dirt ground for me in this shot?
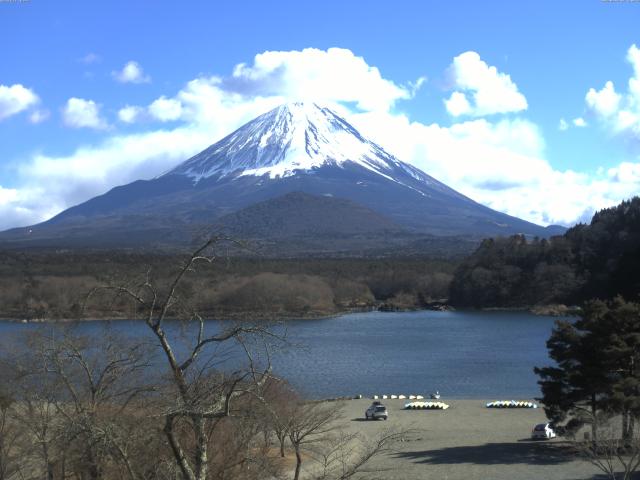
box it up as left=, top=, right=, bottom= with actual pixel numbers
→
left=306, top=398, right=608, bottom=480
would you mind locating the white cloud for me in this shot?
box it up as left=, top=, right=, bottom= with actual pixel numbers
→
left=409, top=76, right=427, bottom=96
left=559, top=118, right=569, bottom=131
left=29, top=109, right=50, bottom=124
left=112, top=61, right=151, bottom=84
left=586, top=80, right=621, bottom=117
left=148, top=96, right=183, bottom=122
left=627, top=44, right=640, bottom=98
left=445, top=51, right=528, bottom=117
left=79, top=53, right=101, bottom=65
left=607, top=161, right=640, bottom=183
left=0, top=84, right=39, bottom=121
left=573, top=117, right=587, bottom=127
left=0, top=186, right=18, bottom=205
left=118, top=97, right=187, bottom=124
left=22, top=128, right=208, bottom=193
left=229, top=47, right=411, bottom=112
left=0, top=186, right=34, bottom=230
left=118, top=105, right=144, bottom=123
left=445, top=91, right=472, bottom=117
left=2, top=47, right=639, bottom=231
left=585, top=45, right=640, bottom=143
left=62, top=97, right=108, bottom=129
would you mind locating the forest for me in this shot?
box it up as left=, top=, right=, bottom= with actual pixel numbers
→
left=449, top=197, right=640, bottom=308
left=0, top=251, right=457, bottom=321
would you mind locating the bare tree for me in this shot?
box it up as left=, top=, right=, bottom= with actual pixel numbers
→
left=259, top=377, right=300, bottom=458
left=25, top=328, right=155, bottom=480
left=282, top=399, right=407, bottom=480
left=308, top=428, right=406, bottom=480
left=11, top=381, right=59, bottom=480
left=0, top=389, right=25, bottom=480
left=287, top=401, right=344, bottom=480
left=87, top=237, right=282, bottom=480
left=575, top=416, right=640, bottom=480
left=204, top=408, right=284, bottom=480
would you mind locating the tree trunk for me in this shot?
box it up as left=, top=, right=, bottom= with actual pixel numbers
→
left=164, top=417, right=196, bottom=480
left=623, top=412, right=635, bottom=446
left=293, top=445, right=302, bottom=480
left=42, top=441, right=54, bottom=480
left=277, top=432, right=286, bottom=458
left=86, top=448, right=100, bottom=480
left=61, top=451, right=66, bottom=480
left=623, top=410, right=629, bottom=442
left=194, top=416, right=208, bottom=480
left=591, top=393, right=598, bottom=445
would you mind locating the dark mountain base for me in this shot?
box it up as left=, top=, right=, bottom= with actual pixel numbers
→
left=0, top=192, right=482, bottom=257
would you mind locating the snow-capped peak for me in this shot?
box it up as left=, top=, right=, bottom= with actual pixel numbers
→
left=166, top=102, right=407, bottom=182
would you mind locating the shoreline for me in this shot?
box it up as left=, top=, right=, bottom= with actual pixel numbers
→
left=0, top=302, right=579, bottom=324
left=319, top=395, right=542, bottom=402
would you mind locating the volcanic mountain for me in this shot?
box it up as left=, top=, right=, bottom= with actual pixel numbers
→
left=0, top=102, right=563, bottom=252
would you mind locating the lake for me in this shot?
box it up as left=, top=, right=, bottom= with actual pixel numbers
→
left=0, top=310, right=561, bottom=399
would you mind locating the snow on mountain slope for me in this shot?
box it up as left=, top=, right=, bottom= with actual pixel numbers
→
left=165, top=102, right=459, bottom=199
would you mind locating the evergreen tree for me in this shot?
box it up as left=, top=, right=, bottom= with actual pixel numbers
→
left=535, top=298, right=640, bottom=442
left=535, top=317, right=609, bottom=440
left=590, top=298, right=640, bottom=442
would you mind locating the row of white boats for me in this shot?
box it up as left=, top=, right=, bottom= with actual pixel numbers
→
left=372, top=394, right=425, bottom=400
left=486, top=400, right=538, bottom=408
left=404, top=401, right=450, bottom=410
left=368, top=396, right=538, bottom=410
left=403, top=400, right=538, bottom=410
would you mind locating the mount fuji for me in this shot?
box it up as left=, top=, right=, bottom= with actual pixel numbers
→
left=0, top=102, right=563, bottom=253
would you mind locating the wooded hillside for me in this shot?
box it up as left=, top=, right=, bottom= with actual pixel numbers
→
left=450, top=197, right=640, bottom=307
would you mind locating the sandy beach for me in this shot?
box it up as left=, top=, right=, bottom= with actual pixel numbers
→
left=311, top=398, right=601, bottom=480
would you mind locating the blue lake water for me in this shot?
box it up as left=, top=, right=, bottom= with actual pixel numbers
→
left=0, top=310, right=562, bottom=399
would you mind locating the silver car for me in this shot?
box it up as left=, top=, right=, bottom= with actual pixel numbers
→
left=531, top=423, right=556, bottom=440
left=365, top=403, right=388, bottom=420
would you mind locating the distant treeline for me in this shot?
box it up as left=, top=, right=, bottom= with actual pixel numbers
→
left=0, top=252, right=457, bottom=320
left=450, top=197, right=640, bottom=308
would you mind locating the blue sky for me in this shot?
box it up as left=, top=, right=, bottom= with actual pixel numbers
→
left=1, top=0, right=639, bottom=229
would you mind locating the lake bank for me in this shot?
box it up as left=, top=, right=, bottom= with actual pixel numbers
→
left=0, top=300, right=580, bottom=324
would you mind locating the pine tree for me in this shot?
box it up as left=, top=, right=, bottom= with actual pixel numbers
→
left=590, top=298, right=640, bottom=442
left=535, top=298, right=640, bottom=442
left=535, top=318, right=608, bottom=441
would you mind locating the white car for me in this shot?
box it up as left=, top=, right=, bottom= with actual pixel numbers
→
left=365, top=403, right=388, bottom=420
left=531, top=423, right=556, bottom=440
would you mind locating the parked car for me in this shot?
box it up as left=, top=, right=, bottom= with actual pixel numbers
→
left=365, top=403, right=388, bottom=420
left=531, top=423, right=556, bottom=440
